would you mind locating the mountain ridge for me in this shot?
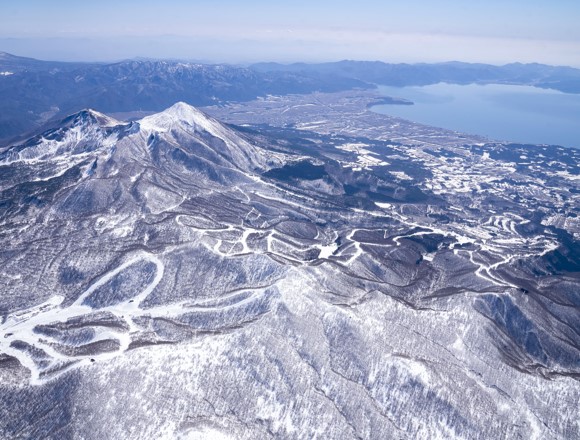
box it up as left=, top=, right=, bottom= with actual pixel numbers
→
left=0, top=97, right=578, bottom=438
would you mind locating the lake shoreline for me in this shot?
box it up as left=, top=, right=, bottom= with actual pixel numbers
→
left=371, top=83, right=580, bottom=149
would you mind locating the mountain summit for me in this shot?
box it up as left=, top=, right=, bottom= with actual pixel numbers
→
left=140, top=101, right=217, bottom=132
left=138, top=102, right=280, bottom=172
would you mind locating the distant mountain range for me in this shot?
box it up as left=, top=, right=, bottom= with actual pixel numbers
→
left=0, top=52, right=367, bottom=144
left=1, top=52, right=580, bottom=145
left=252, top=60, right=580, bottom=92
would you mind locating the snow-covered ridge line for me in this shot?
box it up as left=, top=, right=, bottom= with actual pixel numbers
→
left=0, top=102, right=267, bottom=169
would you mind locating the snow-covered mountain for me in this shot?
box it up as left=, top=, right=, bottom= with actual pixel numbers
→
left=0, top=54, right=369, bottom=143
left=0, top=102, right=578, bottom=439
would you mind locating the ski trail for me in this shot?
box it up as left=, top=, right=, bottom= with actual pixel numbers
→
left=0, top=251, right=164, bottom=385
left=0, top=249, right=274, bottom=386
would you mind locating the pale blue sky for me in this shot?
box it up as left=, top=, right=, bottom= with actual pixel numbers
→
left=1, top=0, right=579, bottom=65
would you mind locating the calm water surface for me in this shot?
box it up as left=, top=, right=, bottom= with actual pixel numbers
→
left=372, top=83, right=580, bottom=148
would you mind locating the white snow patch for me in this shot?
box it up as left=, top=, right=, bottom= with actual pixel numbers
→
left=401, top=358, right=431, bottom=384
left=177, top=427, right=234, bottom=440
left=316, top=242, right=338, bottom=259
left=337, top=142, right=389, bottom=169
left=390, top=171, right=413, bottom=181
left=451, top=337, right=464, bottom=352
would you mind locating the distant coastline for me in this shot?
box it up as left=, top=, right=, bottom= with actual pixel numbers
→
left=371, top=83, right=580, bottom=149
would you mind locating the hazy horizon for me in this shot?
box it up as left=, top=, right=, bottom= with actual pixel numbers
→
left=1, top=0, right=579, bottom=67
left=3, top=44, right=580, bottom=69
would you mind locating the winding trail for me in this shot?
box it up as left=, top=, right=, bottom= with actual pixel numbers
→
left=1, top=252, right=163, bottom=384
left=0, top=248, right=276, bottom=385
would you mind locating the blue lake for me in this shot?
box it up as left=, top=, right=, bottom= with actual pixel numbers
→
left=372, top=83, right=580, bottom=149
